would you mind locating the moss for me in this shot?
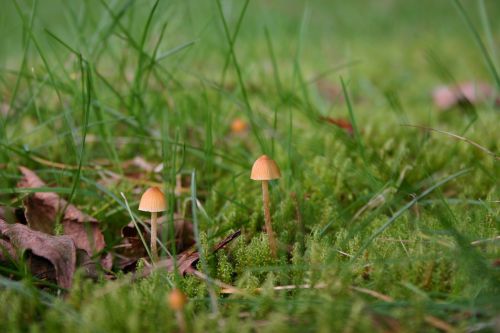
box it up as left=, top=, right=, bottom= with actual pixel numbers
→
left=234, top=234, right=275, bottom=282
left=216, top=251, right=233, bottom=284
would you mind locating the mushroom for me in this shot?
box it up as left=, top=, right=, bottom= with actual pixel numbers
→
left=168, top=288, right=188, bottom=332
left=139, top=186, right=167, bottom=262
left=251, top=155, right=281, bottom=257
left=230, top=117, right=249, bottom=135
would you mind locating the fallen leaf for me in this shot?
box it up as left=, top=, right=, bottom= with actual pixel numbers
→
left=116, top=215, right=195, bottom=270
left=76, top=249, right=107, bottom=279
left=177, top=229, right=241, bottom=275
left=319, top=116, right=354, bottom=135
left=140, top=229, right=241, bottom=277
left=432, top=81, right=498, bottom=110
left=17, top=166, right=111, bottom=269
left=0, top=219, right=76, bottom=288
left=28, top=255, right=57, bottom=283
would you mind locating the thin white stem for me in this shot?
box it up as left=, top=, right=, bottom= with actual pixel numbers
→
left=151, top=211, right=158, bottom=262
left=262, top=180, right=277, bottom=257
left=175, top=310, right=186, bottom=333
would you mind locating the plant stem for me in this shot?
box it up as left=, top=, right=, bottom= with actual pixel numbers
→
left=262, top=180, right=277, bottom=257
left=151, top=211, right=158, bottom=262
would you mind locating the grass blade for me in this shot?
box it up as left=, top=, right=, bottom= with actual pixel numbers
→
left=354, top=168, right=472, bottom=259
left=452, top=0, right=500, bottom=89
left=214, top=0, right=266, bottom=153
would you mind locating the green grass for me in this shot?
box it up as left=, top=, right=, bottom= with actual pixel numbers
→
left=0, top=0, right=499, bottom=332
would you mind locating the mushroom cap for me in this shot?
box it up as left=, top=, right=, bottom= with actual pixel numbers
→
left=231, top=118, right=249, bottom=134
left=139, top=187, right=167, bottom=212
left=250, top=155, right=281, bottom=180
left=168, top=288, right=187, bottom=310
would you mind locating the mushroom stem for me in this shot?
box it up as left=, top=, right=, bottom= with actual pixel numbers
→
left=175, top=310, right=186, bottom=333
left=150, top=211, right=159, bottom=262
left=262, top=180, right=277, bottom=257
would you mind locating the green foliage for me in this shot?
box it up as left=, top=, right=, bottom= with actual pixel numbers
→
left=216, top=251, right=233, bottom=284
left=234, top=234, right=275, bottom=280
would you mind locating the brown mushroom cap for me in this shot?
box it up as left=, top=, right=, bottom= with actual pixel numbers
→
left=139, top=187, right=167, bottom=212
left=231, top=118, right=249, bottom=134
left=168, top=288, right=188, bottom=311
left=250, top=155, right=281, bottom=180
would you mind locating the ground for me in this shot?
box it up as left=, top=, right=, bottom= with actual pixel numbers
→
left=0, top=0, right=499, bottom=332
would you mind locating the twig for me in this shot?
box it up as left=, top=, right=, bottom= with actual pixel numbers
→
left=351, top=187, right=396, bottom=222
left=336, top=249, right=353, bottom=258
left=470, top=236, right=500, bottom=246
left=350, top=285, right=455, bottom=332
left=190, top=270, right=243, bottom=295
left=424, top=315, right=455, bottom=333
left=402, top=124, right=500, bottom=160
left=220, top=282, right=327, bottom=294
left=350, top=286, right=394, bottom=302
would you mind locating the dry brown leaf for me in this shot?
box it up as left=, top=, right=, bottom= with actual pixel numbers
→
left=0, top=219, right=76, bottom=288
left=140, top=229, right=241, bottom=277
left=116, top=215, right=194, bottom=270
left=17, top=166, right=111, bottom=269
left=76, top=249, right=107, bottom=279
left=319, top=116, right=354, bottom=135
left=28, top=255, right=57, bottom=283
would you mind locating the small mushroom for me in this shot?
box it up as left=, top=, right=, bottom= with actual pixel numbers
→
left=139, top=187, right=167, bottom=262
left=230, top=118, right=249, bottom=135
left=251, top=155, right=281, bottom=257
left=168, top=288, right=187, bottom=310
left=168, top=288, right=188, bottom=332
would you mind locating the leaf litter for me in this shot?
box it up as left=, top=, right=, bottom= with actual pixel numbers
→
left=17, top=166, right=111, bottom=270
left=0, top=166, right=239, bottom=290
left=116, top=214, right=195, bottom=270
left=0, top=218, right=76, bottom=289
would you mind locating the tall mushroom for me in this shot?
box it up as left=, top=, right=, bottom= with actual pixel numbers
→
left=251, top=155, right=281, bottom=257
left=139, top=186, right=167, bottom=262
